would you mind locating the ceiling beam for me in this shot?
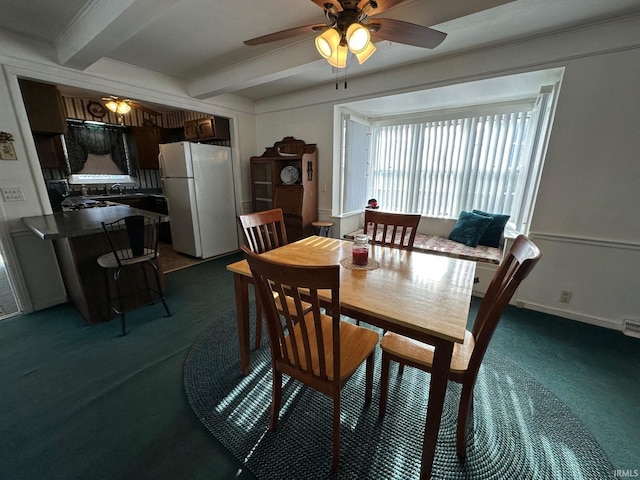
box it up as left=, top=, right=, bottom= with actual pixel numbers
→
left=188, top=42, right=325, bottom=99
left=55, top=0, right=176, bottom=70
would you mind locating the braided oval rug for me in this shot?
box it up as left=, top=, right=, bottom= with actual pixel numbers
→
left=183, top=311, right=613, bottom=479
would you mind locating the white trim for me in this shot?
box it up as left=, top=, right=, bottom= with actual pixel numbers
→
left=0, top=225, right=32, bottom=313
left=516, top=300, right=625, bottom=332
left=372, top=98, right=538, bottom=126
left=529, top=232, right=640, bottom=251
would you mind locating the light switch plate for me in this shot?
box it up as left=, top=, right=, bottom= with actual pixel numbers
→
left=2, top=187, right=25, bottom=202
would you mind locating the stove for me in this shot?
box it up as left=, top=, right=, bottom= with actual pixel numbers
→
left=62, top=200, right=119, bottom=212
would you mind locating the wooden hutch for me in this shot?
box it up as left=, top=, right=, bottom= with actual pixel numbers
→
left=250, top=137, right=317, bottom=242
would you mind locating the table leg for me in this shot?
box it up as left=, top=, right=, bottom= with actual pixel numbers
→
left=233, top=272, right=251, bottom=376
left=420, top=339, right=454, bottom=480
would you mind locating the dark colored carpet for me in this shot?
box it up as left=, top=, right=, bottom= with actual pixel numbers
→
left=184, top=311, right=614, bottom=479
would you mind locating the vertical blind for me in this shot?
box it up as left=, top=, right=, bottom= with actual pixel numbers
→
left=369, top=109, right=531, bottom=219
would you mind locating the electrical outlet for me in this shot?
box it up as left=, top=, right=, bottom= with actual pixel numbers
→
left=559, top=290, right=572, bottom=303
left=2, top=187, right=25, bottom=202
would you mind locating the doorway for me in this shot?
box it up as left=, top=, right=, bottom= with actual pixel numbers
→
left=0, top=251, right=19, bottom=319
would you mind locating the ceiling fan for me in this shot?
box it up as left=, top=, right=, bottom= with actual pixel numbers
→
left=101, top=96, right=161, bottom=116
left=244, top=0, right=447, bottom=68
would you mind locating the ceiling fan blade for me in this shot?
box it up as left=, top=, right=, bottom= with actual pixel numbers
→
left=130, top=101, right=161, bottom=116
left=244, top=23, right=328, bottom=46
left=308, top=0, right=342, bottom=13
left=369, top=18, right=446, bottom=49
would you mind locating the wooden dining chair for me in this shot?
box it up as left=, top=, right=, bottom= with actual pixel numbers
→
left=364, top=209, right=421, bottom=250
left=379, top=235, right=541, bottom=458
left=238, top=208, right=311, bottom=349
left=242, top=246, right=379, bottom=473
left=238, top=208, right=288, bottom=254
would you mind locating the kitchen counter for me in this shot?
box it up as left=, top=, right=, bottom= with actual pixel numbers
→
left=23, top=205, right=166, bottom=240
left=22, top=206, right=168, bottom=325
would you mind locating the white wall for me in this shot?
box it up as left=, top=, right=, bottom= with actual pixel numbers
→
left=252, top=15, right=640, bottom=331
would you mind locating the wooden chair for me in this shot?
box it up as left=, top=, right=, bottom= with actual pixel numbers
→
left=238, top=208, right=310, bottom=348
left=364, top=209, right=421, bottom=250
left=97, top=215, right=172, bottom=336
left=379, top=235, right=541, bottom=457
left=242, top=246, right=379, bottom=473
left=238, top=208, right=288, bottom=254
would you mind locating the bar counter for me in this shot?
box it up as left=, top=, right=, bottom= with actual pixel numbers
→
left=23, top=206, right=167, bottom=325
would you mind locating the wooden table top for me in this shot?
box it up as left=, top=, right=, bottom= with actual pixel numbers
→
left=227, top=236, right=475, bottom=343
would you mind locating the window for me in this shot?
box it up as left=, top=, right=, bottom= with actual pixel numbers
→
left=341, top=86, right=557, bottom=233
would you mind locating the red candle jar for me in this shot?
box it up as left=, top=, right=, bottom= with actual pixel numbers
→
left=352, top=234, right=370, bottom=266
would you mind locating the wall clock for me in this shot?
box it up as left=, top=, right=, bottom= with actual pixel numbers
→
left=87, top=101, right=106, bottom=118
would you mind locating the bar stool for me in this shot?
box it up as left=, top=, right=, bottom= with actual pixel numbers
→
left=312, top=221, right=333, bottom=237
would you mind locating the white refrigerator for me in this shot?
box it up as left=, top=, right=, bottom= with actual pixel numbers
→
left=159, top=142, right=238, bottom=258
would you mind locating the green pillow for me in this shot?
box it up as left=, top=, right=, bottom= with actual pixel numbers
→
left=448, top=211, right=493, bottom=247
left=473, top=209, right=510, bottom=248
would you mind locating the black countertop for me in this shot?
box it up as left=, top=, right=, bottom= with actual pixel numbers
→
left=23, top=205, right=167, bottom=240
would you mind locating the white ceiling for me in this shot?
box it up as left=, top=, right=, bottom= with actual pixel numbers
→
left=0, top=0, right=639, bottom=102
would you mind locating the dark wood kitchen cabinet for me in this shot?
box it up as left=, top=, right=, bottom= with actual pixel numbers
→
left=184, top=116, right=230, bottom=142
left=131, top=126, right=171, bottom=169
left=250, top=137, right=317, bottom=242
left=33, top=133, right=66, bottom=168
left=19, top=78, right=67, bottom=134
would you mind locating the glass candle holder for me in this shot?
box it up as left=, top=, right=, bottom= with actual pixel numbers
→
left=352, top=233, right=370, bottom=266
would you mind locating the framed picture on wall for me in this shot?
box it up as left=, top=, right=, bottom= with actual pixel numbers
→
left=0, top=141, right=17, bottom=160
left=87, top=101, right=107, bottom=118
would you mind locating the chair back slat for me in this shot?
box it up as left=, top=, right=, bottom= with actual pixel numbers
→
left=469, top=235, right=541, bottom=375
left=101, top=215, right=159, bottom=266
left=238, top=209, right=288, bottom=253
left=364, top=210, right=421, bottom=250
left=243, top=246, right=340, bottom=382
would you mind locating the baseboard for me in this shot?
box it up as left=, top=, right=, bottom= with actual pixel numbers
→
left=31, top=296, right=69, bottom=313
left=515, top=300, right=623, bottom=331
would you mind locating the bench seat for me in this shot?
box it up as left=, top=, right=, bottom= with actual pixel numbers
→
left=344, top=228, right=502, bottom=264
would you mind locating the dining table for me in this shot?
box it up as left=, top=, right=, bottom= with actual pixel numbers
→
left=226, top=235, right=476, bottom=480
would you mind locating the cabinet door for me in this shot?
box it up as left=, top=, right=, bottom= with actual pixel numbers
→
left=251, top=160, right=274, bottom=212
left=132, top=126, right=164, bottom=169
left=184, top=120, right=198, bottom=140
left=197, top=118, right=214, bottom=138
left=34, top=134, right=66, bottom=169
left=19, top=79, right=67, bottom=134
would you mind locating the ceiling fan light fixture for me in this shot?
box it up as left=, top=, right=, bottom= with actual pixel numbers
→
left=315, top=28, right=341, bottom=59
left=346, top=23, right=370, bottom=54
left=355, top=41, right=376, bottom=64
left=327, top=43, right=348, bottom=68
left=105, top=99, right=131, bottom=115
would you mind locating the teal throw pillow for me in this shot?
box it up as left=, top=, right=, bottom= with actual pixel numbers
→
left=448, top=211, right=493, bottom=247
left=473, top=209, right=510, bottom=248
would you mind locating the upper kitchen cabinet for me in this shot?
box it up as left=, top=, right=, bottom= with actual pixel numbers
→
left=130, top=126, right=171, bottom=169
left=250, top=137, right=317, bottom=241
left=19, top=79, right=67, bottom=135
left=184, top=116, right=230, bottom=142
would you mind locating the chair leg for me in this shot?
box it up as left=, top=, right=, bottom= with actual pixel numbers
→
left=379, top=351, right=390, bottom=417
left=398, top=362, right=405, bottom=376
left=254, top=297, right=262, bottom=350
left=114, top=268, right=126, bottom=336
left=364, top=352, right=374, bottom=405
left=332, top=391, right=341, bottom=473
left=456, top=382, right=475, bottom=458
left=149, top=261, right=171, bottom=317
left=103, top=268, right=112, bottom=321
left=270, top=370, right=282, bottom=431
